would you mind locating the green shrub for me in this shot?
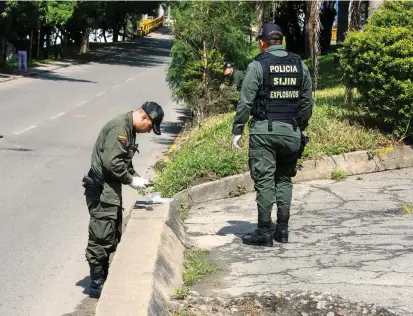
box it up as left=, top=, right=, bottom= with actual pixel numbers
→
left=338, top=1, right=413, bottom=138
left=331, top=170, right=347, bottom=181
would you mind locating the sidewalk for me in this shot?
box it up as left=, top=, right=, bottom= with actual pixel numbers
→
left=180, top=168, right=413, bottom=316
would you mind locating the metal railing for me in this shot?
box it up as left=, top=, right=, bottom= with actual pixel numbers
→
left=331, top=28, right=337, bottom=41
left=138, top=15, right=165, bottom=37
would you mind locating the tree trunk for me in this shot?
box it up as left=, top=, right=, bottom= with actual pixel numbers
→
left=320, top=1, right=337, bottom=55
left=337, top=1, right=350, bottom=43
left=102, top=28, right=107, bottom=43
left=304, top=1, right=311, bottom=59
left=53, top=31, right=59, bottom=59
left=122, top=23, right=127, bottom=41
left=62, top=27, right=68, bottom=58
left=348, top=0, right=362, bottom=31
left=37, top=20, right=41, bottom=60
left=258, top=1, right=265, bottom=26
left=113, top=26, right=119, bottom=42
left=0, top=36, right=5, bottom=68
left=29, top=29, right=33, bottom=61
left=80, top=28, right=90, bottom=54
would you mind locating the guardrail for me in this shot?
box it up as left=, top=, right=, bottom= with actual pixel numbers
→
left=332, top=27, right=337, bottom=41
left=138, top=15, right=165, bottom=37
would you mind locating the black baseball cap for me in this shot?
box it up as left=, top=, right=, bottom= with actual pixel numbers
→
left=141, top=101, right=164, bottom=135
left=223, top=62, right=234, bottom=70
left=256, top=23, right=283, bottom=41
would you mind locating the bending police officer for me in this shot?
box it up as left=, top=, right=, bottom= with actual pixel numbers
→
left=82, top=102, right=164, bottom=298
left=232, top=23, right=313, bottom=247
left=222, top=62, right=245, bottom=109
left=223, top=62, right=245, bottom=92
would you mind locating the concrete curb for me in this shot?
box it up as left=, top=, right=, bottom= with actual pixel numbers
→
left=94, top=144, right=412, bottom=315
left=174, top=145, right=413, bottom=205
left=95, top=202, right=185, bottom=316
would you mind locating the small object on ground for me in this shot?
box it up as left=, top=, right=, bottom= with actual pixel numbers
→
left=134, top=192, right=173, bottom=210
left=146, top=192, right=173, bottom=204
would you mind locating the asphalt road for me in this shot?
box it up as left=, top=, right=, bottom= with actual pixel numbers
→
left=0, top=30, right=183, bottom=316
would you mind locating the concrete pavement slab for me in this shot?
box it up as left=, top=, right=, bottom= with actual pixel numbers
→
left=181, top=168, right=413, bottom=315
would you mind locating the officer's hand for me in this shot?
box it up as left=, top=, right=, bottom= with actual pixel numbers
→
left=129, top=177, right=149, bottom=190
left=232, top=134, right=242, bottom=150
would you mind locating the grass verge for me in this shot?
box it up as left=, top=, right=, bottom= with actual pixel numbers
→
left=331, top=170, right=347, bottom=181
left=182, top=248, right=219, bottom=285
left=154, top=54, right=391, bottom=198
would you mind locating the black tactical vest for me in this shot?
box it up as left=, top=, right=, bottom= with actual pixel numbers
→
left=253, top=51, right=303, bottom=129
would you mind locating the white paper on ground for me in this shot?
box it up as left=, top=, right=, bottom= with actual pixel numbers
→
left=146, top=192, right=173, bottom=204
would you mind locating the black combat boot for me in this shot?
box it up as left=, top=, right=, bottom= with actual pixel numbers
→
left=89, top=266, right=105, bottom=299
left=274, top=214, right=289, bottom=243
left=242, top=221, right=273, bottom=247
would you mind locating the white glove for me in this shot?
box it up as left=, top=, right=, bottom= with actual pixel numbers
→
left=232, top=134, right=242, bottom=150
left=129, top=176, right=149, bottom=190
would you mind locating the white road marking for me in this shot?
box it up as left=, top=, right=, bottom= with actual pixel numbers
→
left=113, top=84, right=121, bottom=89
left=14, top=126, right=36, bottom=135
left=50, top=112, right=65, bottom=120
left=126, top=78, right=135, bottom=82
left=96, top=92, right=107, bottom=97
left=76, top=100, right=88, bottom=107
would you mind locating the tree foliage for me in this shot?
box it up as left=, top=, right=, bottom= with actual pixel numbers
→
left=338, top=1, right=413, bottom=139
left=167, top=0, right=257, bottom=124
left=0, top=0, right=160, bottom=64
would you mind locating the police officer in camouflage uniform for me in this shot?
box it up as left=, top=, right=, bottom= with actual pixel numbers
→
left=82, top=101, right=164, bottom=298
left=232, top=23, right=313, bottom=247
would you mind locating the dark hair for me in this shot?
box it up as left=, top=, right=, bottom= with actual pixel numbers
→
left=265, top=37, right=283, bottom=47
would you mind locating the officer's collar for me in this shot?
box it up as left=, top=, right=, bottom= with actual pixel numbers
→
left=127, top=111, right=136, bottom=134
left=267, top=45, right=286, bottom=52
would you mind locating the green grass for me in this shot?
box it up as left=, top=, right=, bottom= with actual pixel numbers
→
left=399, top=202, right=413, bottom=215
left=187, top=231, right=205, bottom=237
left=178, top=203, right=190, bottom=222
left=153, top=114, right=249, bottom=197
left=228, top=184, right=248, bottom=198
left=154, top=54, right=392, bottom=197
left=172, top=286, right=190, bottom=300
left=182, top=248, right=219, bottom=285
left=331, top=170, right=347, bottom=181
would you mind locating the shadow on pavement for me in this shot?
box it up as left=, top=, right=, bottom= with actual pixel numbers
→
left=216, top=220, right=256, bottom=238
left=29, top=72, right=97, bottom=83
left=76, top=275, right=90, bottom=295
left=3, top=27, right=172, bottom=83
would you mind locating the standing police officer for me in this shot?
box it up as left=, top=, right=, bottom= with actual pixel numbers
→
left=83, top=101, right=164, bottom=298
left=232, top=23, right=313, bottom=247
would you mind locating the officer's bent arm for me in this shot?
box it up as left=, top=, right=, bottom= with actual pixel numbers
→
left=232, top=62, right=261, bottom=135
left=298, top=62, right=314, bottom=130
left=127, top=162, right=139, bottom=177
left=101, top=127, right=134, bottom=185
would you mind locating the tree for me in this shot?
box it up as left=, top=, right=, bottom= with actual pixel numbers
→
left=45, top=1, right=75, bottom=57
left=319, top=1, right=336, bottom=54
left=337, top=0, right=349, bottom=43
left=168, top=1, right=256, bottom=124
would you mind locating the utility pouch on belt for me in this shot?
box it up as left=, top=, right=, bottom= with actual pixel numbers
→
left=82, top=169, right=104, bottom=199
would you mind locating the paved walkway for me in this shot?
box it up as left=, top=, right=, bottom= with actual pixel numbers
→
left=185, top=168, right=413, bottom=315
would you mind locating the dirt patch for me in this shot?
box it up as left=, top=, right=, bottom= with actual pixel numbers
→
left=171, top=290, right=401, bottom=316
